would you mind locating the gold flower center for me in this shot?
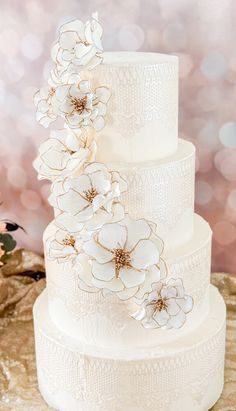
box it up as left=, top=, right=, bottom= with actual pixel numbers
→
left=81, top=40, right=90, bottom=47
left=155, top=298, right=168, bottom=312
left=63, top=148, right=76, bottom=155
left=71, top=96, right=87, bottom=114
left=48, top=87, right=56, bottom=96
left=62, top=235, right=76, bottom=247
left=113, top=248, right=132, bottom=278
left=84, top=187, right=98, bottom=203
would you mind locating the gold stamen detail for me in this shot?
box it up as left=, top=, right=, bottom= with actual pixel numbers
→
left=81, top=40, right=90, bottom=46
left=84, top=187, right=98, bottom=203
left=71, top=96, right=87, bottom=114
left=48, top=87, right=56, bottom=96
left=63, top=148, right=76, bottom=155
left=155, top=298, right=168, bottom=312
left=113, top=248, right=132, bottom=278
left=62, top=234, right=76, bottom=247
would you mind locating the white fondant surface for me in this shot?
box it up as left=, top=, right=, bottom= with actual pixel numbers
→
left=81, top=52, right=179, bottom=163
left=44, top=214, right=212, bottom=350
left=33, top=286, right=226, bottom=410
left=109, top=138, right=195, bottom=251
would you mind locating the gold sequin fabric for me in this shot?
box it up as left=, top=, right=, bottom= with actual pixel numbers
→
left=0, top=250, right=235, bottom=410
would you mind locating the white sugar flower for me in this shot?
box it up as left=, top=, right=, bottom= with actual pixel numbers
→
left=34, top=84, right=58, bottom=128
left=132, top=278, right=193, bottom=329
left=81, top=215, right=166, bottom=300
left=33, top=127, right=96, bottom=181
left=54, top=79, right=110, bottom=131
left=50, top=162, right=127, bottom=231
left=51, top=13, right=103, bottom=77
left=47, top=228, right=84, bottom=264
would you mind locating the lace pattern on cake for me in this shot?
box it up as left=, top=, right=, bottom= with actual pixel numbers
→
left=92, top=62, right=178, bottom=139
left=34, top=315, right=225, bottom=411
left=47, top=280, right=129, bottom=326
left=117, top=149, right=195, bottom=228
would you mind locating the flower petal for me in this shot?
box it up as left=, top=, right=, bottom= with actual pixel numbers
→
left=147, top=291, right=159, bottom=302
left=153, top=309, right=169, bottom=327
left=92, top=276, right=124, bottom=292
left=166, top=298, right=181, bottom=316
left=55, top=213, right=83, bottom=233
left=58, top=190, right=88, bottom=214
left=117, top=286, right=139, bottom=300
left=161, top=286, right=178, bottom=299
left=131, top=239, right=159, bottom=269
left=176, top=296, right=193, bottom=313
left=124, top=216, right=151, bottom=250
left=111, top=171, right=128, bottom=194
left=134, top=265, right=162, bottom=301
left=60, top=31, right=77, bottom=49
left=132, top=306, right=146, bottom=321
left=92, top=260, right=115, bottom=282
left=96, top=101, right=107, bottom=116
left=98, top=222, right=126, bottom=249
left=69, top=174, right=91, bottom=194
left=89, top=170, right=111, bottom=195
left=167, top=310, right=186, bottom=329
left=93, top=116, right=105, bottom=131
left=83, top=239, right=113, bottom=263
left=95, top=86, right=111, bottom=103
left=119, top=267, right=146, bottom=288
left=109, top=203, right=125, bottom=223
left=85, top=208, right=110, bottom=231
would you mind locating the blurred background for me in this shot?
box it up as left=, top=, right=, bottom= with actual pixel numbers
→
left=0, top=0, right=235, bottom=273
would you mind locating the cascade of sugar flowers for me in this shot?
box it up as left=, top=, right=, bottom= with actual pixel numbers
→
left=34, top=13, right=193, bottom=329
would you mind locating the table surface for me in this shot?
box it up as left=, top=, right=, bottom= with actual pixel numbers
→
left=0, top=250, right=235, bottom=410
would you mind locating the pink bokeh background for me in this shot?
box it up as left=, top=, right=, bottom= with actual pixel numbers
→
left=0, top=0, right=235, bottom=273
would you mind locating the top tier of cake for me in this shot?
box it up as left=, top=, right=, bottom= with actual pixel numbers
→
left=82, top=52, right=179, bottom=163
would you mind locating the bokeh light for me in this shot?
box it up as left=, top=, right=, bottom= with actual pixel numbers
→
left=201, top=51, right=226, bottom=81
left=213, top=221, right=236, bottom=246
left=219, top=122, right=236, bottom=148
left=21, top=33, right=43, bottom=61
left=227, top=190, right=236, bottom=210
left=118, top=24, right=145, bottom=50
left=195, top=180, right=213, bottom=205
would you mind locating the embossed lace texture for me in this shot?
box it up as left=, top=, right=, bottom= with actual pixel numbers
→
left=34, top=312, right=225, bottom=411
left=92, top=61, right=178, bottom=138
left=116, top=149, right=195, bottom=228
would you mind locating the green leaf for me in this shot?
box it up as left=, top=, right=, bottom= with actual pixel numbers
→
left=0, top=253, right=11, bottom=264
left=0, top=233, right=17, bottom=253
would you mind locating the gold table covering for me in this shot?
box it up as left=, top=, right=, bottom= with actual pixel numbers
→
left=0, top=250, right=235, bottom=411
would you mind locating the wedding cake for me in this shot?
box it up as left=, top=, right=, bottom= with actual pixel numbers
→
left=33, top=14, right=226, bottom=411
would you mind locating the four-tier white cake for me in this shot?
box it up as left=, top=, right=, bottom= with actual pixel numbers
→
left=33, top=14, right=226, bottom=411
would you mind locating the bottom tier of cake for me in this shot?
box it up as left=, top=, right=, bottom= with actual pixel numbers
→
left=33, top=285, right=226, bottom=411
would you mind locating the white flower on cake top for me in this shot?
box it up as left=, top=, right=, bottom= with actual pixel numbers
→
left=51, top=12, right=103, bottom=76
left=81, top=215, right=167, bottom=300
left=54, top=80, right=110, bottom=130
left=133, top=278, right=193, bottom=329
left=33, top=127, right=96, bottom=181
left=50, top=162, right=127, bottom=231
